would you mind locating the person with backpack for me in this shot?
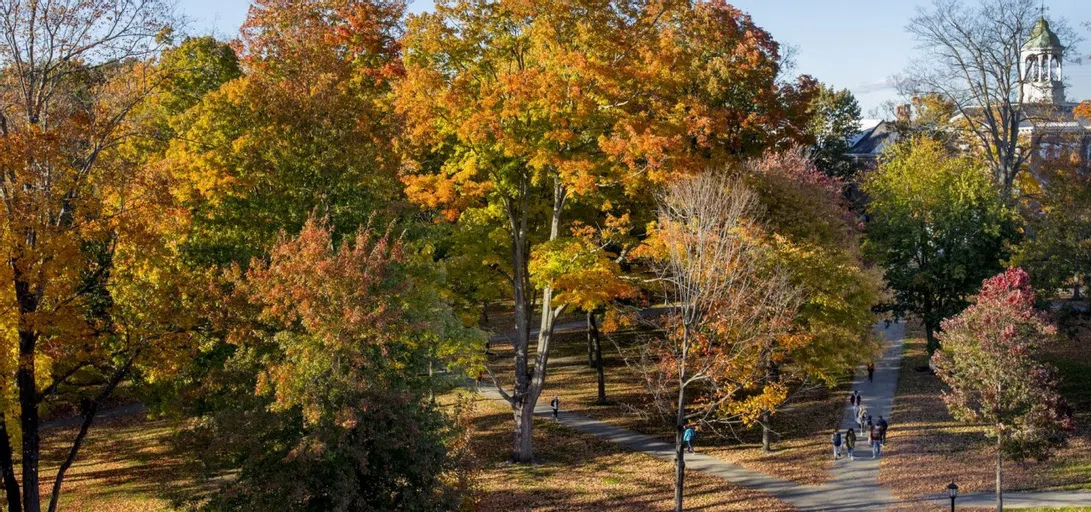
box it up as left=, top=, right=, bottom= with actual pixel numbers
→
left=683, top=425, right=697, bottom=454
left=844, top=428, right=856, bottom=461
left=831, top=429, right=843, bottom=459
left=870, top=421, right=882, bottom=458
left=878, top=416, right=889, bottom=445
left=550, top=395, right=560, bottom=420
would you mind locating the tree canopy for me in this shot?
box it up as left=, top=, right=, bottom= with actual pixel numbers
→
left=863, top=137, right=1016, bottom=353
left=933, top=267, right=1073, bottom=511
left=398, top=0, right=816, bottom=463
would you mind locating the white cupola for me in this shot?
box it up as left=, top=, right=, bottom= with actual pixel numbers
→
left=1021, top=17, right=1065, bottom=104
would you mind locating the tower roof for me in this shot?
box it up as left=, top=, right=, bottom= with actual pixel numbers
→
left=1023, top=17, right=1062, bottom=50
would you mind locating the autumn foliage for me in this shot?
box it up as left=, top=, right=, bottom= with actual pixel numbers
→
left=398, top=0, right=817, bottom=464
left=194, top=218, right=479, bottom=509
left=933, top=268, right=1074, bottom=510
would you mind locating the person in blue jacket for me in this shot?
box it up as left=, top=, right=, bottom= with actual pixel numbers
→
left=831, top=429, right=843, bottom=459
left=683, top=425, right=697, bottom=454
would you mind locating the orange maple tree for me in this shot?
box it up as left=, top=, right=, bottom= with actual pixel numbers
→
left=0, top=2, right=194, bottom=511
left=397, top=0, right=814, bottom=462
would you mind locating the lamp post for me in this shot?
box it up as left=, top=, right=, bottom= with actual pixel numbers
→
left=947, top=481, right=959, bottom=512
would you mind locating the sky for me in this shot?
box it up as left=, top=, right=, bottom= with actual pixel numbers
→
left=178, top=0, right=1091, bottom=117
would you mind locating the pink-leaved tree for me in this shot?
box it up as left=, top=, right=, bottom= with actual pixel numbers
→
left=932, top=268, right=1074, bottom=512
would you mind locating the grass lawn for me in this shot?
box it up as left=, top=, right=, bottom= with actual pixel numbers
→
left=462, top=392, right=796, bottom=511
left=12, top=394, right=796, bottom=511
left=878, top=320, right=1091, bottom=501
left=2, top=414, right=211, bottom=512
left=486, top=325, right=848, bottom=486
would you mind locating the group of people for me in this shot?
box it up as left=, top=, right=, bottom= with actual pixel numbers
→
left=832, top=390, right=889, bottom=460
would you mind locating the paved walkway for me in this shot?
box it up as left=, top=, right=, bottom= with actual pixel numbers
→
left=950, top=490, right=1091, bottom=509
left=479, top=321, right=1091, bottom=510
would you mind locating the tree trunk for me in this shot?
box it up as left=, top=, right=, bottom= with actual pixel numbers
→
left=508, top=190, right=535, bottom=463
left=508, top=178, right=567, bottom=463
left=761, top=410, right=772, bottom=453
left=428, top=358, right=435, bottom=404
left=590, top=312, right=606, bottom=404
left=586, top=311, right=595, bottom=368
left=674, top=379, right=687, bottom=512
left=674, top=426, right=686, bottom=512
left=18, top=330, right=40, bottom=512
left=925, top=322, right=939, bottom=356
left=47, top=354, right=136, bottom=512
left=996, top=433, right=1003, bottom=512
left=512, top=399, right=535, bottom=464
left=0, top=414, right=21, bottom=512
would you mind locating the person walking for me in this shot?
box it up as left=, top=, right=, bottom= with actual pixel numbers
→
left=867, top=362, right=875, bottom=382
left=849, top=390, right=861, bottom=420
left=831, top=429, right=842, bottom=459
left=870, top=421, right=882, bottom=458
left=550, top=395, right=560, bottom=420
left=845, top=428, right=856, bottom=461
left=878, top=416, right=889, bottom=445
left=857, top=405, right=868, bottom=432
left=683, top=425, right=697, bottom=454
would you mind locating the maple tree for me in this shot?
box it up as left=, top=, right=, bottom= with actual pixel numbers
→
left=1011, top=133, right=1091, bottom=298
left=863, top=137, right=1016, bottom=354
left=647, top=172, right=801, bottom=512
left=743, top=150, right=880, bottom=451
left=165, top=0, right=406, bottom=266
left=933, top=268, right=1073, bottom=512
left=398, top=0, right=814, bottom=463
left=0, top=1, right=198, bottom=511
left=137, top=3, right=493, bottom=508
left=197, top=217, right=480, bottom=510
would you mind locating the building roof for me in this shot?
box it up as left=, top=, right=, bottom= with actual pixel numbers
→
left=1023, top=17, right=1062, bottom=50
left=847, top=120, right=898, bottom=158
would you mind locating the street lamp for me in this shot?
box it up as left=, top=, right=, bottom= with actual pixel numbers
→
left=947, top=481, right=959, bottom=512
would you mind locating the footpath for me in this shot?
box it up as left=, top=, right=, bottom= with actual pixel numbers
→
left=480, top=321, right=1091, bottom=510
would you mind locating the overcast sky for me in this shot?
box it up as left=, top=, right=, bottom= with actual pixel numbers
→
left=178, top=0, right=1091, bottom=117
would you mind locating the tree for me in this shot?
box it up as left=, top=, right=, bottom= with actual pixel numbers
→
left=650, top=172, right=801, bottom=512
left=529, top=232, right=640, bottom=404
left=195, top=218, right=481, bottom=510
left=398, top=0, right=814, bottom=463
left=744, top=150, right=880, bottom=451
left=1010, top=134, right=1091, bottom=297
left=933, top=268, right=1073, bottom=512
left=805, top=84, right=862, bottom=180
left=863, top=137, right=1016, bottom=354
left=901, top=0, right=1077, bottom=197
left=0, top=2, right=196, bottom=511
left=165, top=0, right=406, bottom=266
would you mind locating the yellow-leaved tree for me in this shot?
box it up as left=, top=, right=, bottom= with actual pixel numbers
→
left=0, top=2, right=199, bottom=511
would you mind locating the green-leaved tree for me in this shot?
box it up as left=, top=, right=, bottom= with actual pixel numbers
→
left=863, top=137, right=1016, bottom=353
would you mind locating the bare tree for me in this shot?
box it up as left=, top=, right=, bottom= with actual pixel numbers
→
left=0, top=2, right=178, bottom=511
left=652, top=173, right=801, bottom=512
left=901, top=0, right=1079, bottom=197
